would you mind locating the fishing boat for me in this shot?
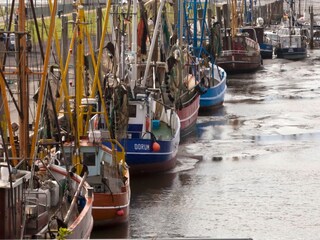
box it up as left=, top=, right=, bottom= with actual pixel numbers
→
left=51, top=2, right=131, bottom=226
left=101, top=86, right=181, bottom=174
left=275, top=26, right=308, bottom=60
left=0, top=0, right=93, bottom=238
left=165, top=45, right=201, bottom=138
left=199, top=64, right=227, bottom=110
left=63, top=121, right=130, bottom=226
left=216, top=26, right=262, bottom=73
left=274, top=0, right=307, bottom=60
left=243, top=0, right=273, bottom=59
left=142, top=0, right=202, bottom=138
left=182, top=0, right=227, bottom=110
left=0, top=154, right=94, bottom=239
left=97, top=0, right=181, bottom=174
left=215, top=0, right=262, bottom=73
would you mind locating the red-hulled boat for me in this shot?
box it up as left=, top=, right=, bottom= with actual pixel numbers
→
left=216, top=27, right=262, bottom=74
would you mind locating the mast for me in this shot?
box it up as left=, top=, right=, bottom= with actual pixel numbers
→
left=130, top=0, right=138, bottom=96
left=18, top=0, right=29, bottom=163
left=29, top=0, right=58, bottom=161
left=141, top=0, right=165, bottom=87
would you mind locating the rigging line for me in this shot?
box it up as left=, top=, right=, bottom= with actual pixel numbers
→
left=30, top=0, right=67, bottom=165
left=0, top=68, right=21, bottom=117
left=30, top=74, right=50, bottom=190
left=1, top=0, right=15, bottom=70
left=40, top=16, right=59, bottom=65
left=30, top=0, right=58, bottom=161
left=0, top=70, right=17, bottom=163
left=30, top=0, right=45, bottom=61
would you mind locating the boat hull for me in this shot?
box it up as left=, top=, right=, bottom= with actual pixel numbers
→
left=121, top=138, right=179, bottom=174
left=200, top=66, right=227, bottom=110
left=260, top=43, right=273, bottom=59
left=216, top=51, right=262, bottom=74
left=92, top=187, right=130, bottom=226
left=275, top=47, right=307, bottom=60
left=177, top=94, right=200, bottom=138
left=63, top=139, right=130, bottom=228
left=49, top=165, right=94, bottom=239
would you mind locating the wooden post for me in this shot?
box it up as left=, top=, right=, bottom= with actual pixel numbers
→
left=216, top=6, right=222, bottom=24
left=173, top=0, right=178, bottom=35
left=207, top=8, right=212, bottom=30
left=222, top=4, right=229, bottom=29
left=309, top=5, right=314, bottom=49
left=96, top=7, right=102, bottom=50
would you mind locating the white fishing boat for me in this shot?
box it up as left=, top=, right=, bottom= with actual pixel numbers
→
left=275, top=0, right=307, bottom=60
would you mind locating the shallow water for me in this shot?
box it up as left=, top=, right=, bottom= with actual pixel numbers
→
left=91, top=47, right=320, bottom=239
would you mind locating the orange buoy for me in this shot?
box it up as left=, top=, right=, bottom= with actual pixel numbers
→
left=152, top=142, right=160, bottom=152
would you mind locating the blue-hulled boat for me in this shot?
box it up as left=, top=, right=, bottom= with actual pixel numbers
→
left=119, top=96, right=180, bottom=174
left=95, top=0, right=182, bottom=175
left=99, top=88, right=181, bottom=174
left=182, top=0, right=227, bottom=110
left=199, top=64, right=227, bottom=110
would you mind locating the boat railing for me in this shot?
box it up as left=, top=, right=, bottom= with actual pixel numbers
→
left=179, top=89, right=199, bottom=108
left=279, top=35, right=302, bottom=48
left=24, top=192, right=49, bottom=234
left=135, top=62, right=166, bottom=88
left=220, top=49, right=258, bottom=56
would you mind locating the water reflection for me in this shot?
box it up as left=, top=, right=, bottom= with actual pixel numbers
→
left=91, top=222, right=129, bottom=239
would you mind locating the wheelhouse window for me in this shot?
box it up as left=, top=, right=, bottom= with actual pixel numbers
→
left=64, top=151, right=72, bottom=165
left=128, top=104, right=137, bottom=118
left=83, top=152, right=96, bottom=166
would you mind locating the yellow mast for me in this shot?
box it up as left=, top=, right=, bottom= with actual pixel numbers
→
left=29, top=0, right=58, bottom=161
left=47, top=0, right=76, bottom=132
left=0, top=72, right=17, bottom=165
left=54, top=0, right=113, bottom=135
left=76, top=5, right=85, bottom=139
left=89, top=0, right=113, bottom=131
